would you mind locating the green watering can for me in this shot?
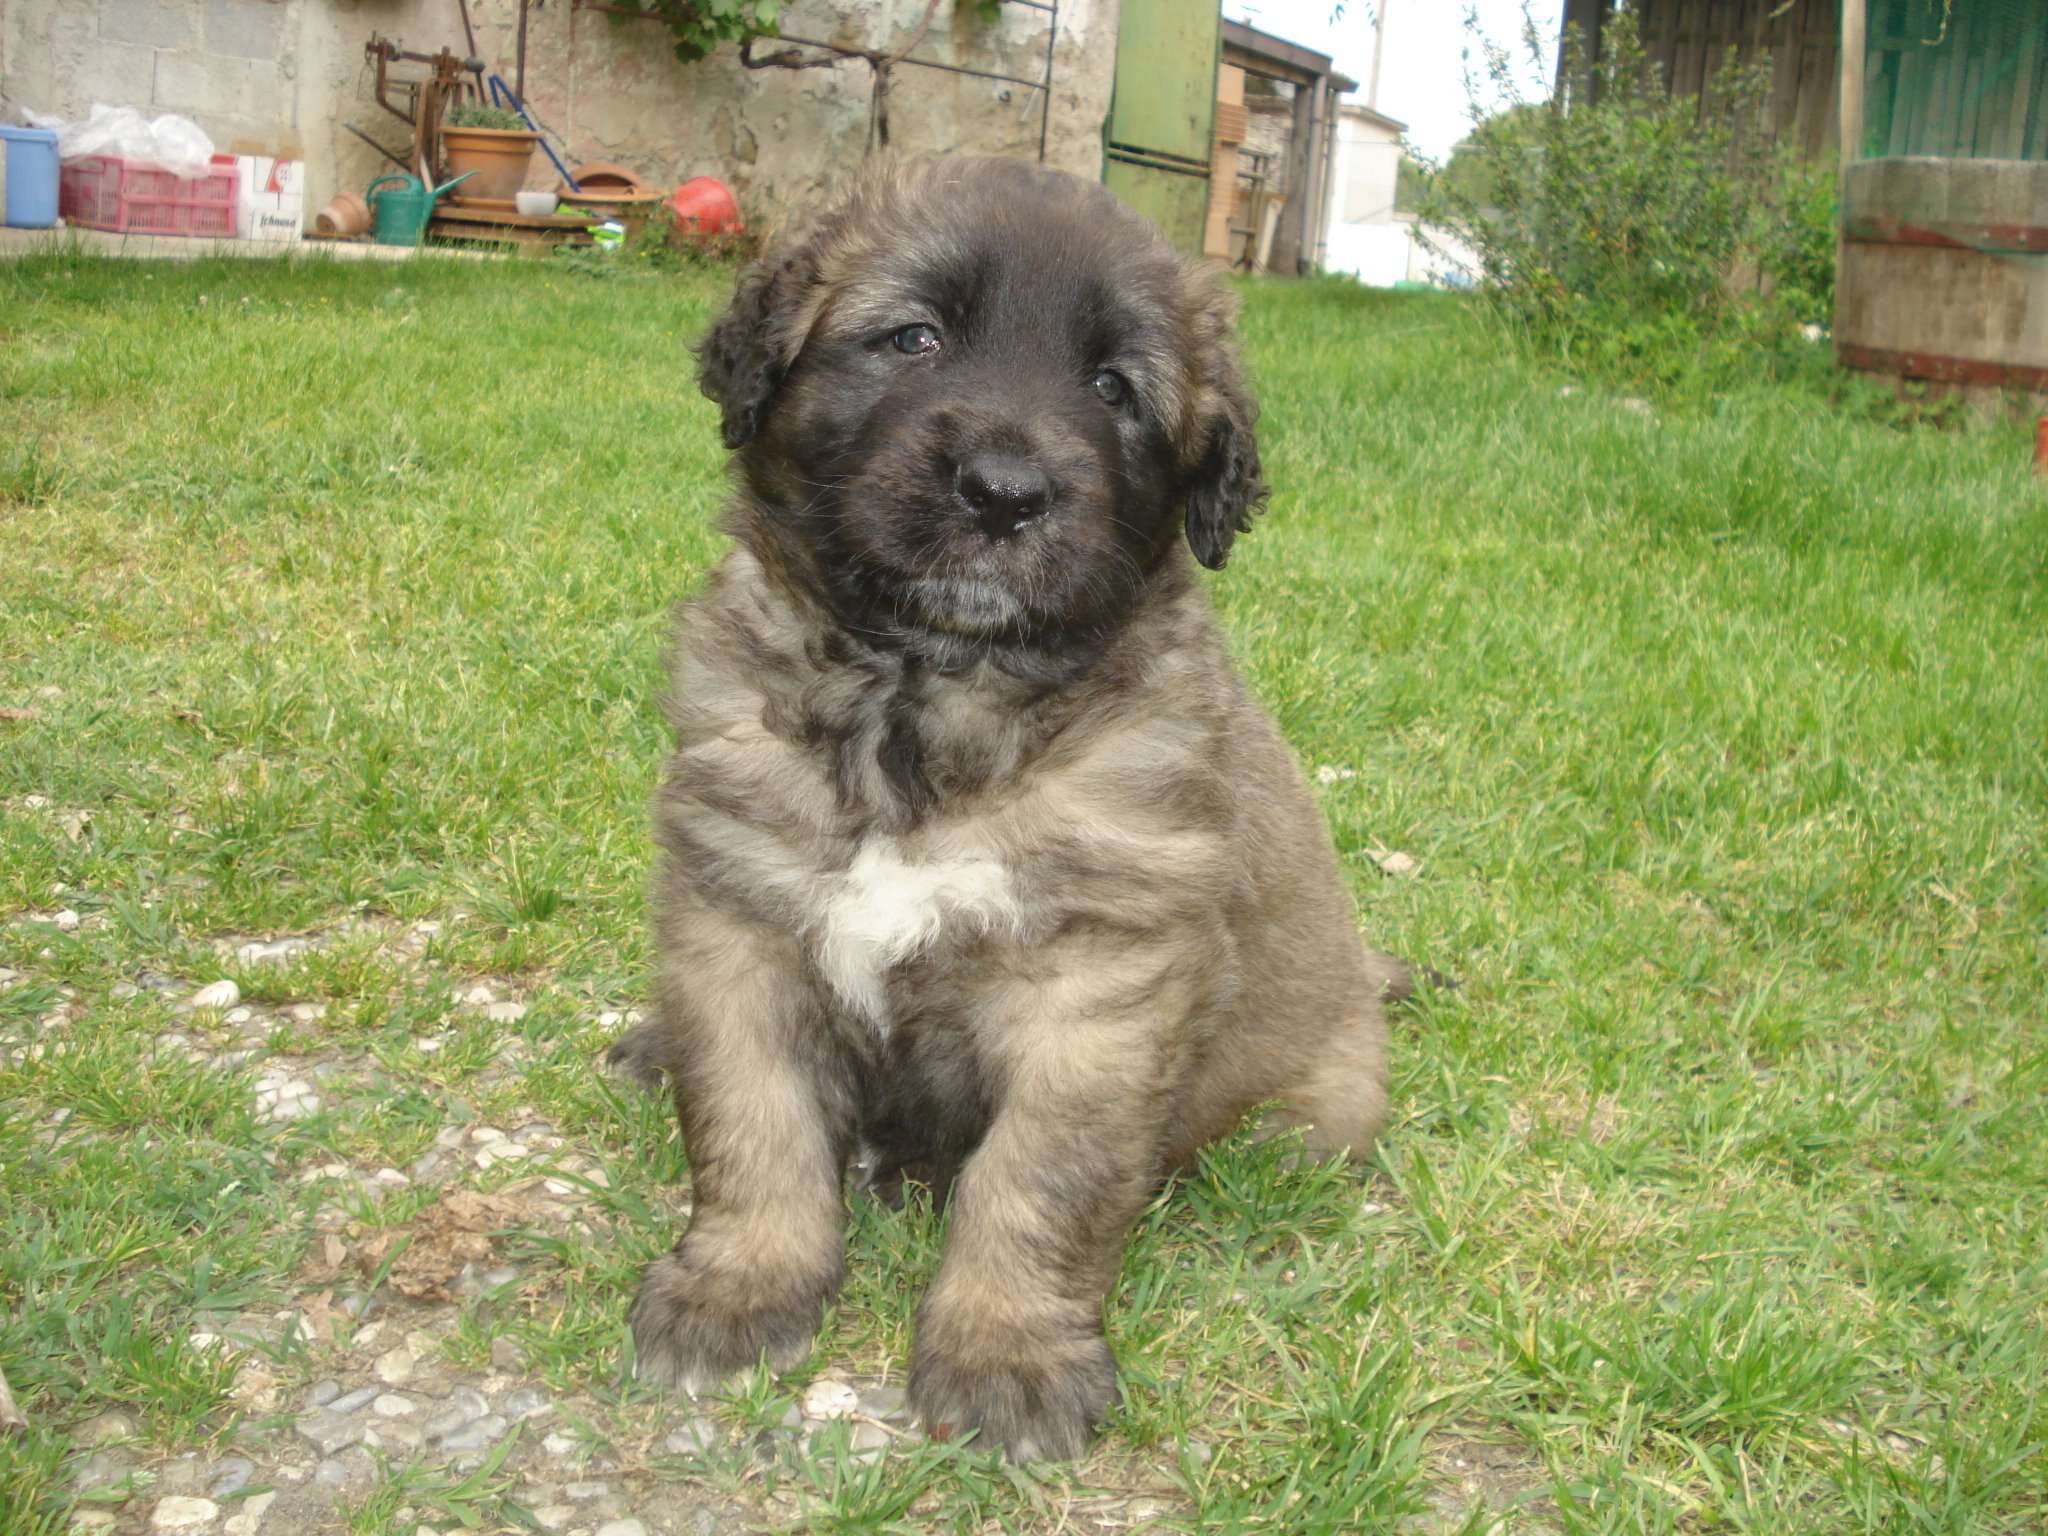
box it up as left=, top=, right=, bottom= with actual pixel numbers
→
left=365, top=170, right=477, bottom=246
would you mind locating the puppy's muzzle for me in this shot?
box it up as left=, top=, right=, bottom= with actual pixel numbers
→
left=955, top=453, right=1053, bottom=540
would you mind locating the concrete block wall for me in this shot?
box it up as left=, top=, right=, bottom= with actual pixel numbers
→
left=1, top=0, right=1120, bottom=235
left=2, top=0, right=297, bottom=151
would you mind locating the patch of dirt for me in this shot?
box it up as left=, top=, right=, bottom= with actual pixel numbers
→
left=1424, top=1432, right=1558, bottom=1534
left=353, top=1191, right=546, bottom=1301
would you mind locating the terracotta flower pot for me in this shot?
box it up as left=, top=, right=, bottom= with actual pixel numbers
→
left=314, top=191, right=370, bottom=237
left=440, top=126, right=539, bottom=202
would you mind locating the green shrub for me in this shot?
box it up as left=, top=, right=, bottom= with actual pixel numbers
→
left=1762, top=155, right=1839, bottom=328
left=443, top=103, right=530, bottom=133
left=1420, top=10, right=1837, bottom=384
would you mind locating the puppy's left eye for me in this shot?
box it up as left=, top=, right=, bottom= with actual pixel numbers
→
left=892, top=324, right=942, bottom=355
left=1093, top=369, right=1131, bottom=407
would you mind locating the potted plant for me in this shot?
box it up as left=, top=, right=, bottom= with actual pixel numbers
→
left=440, top=103, right=539, bottom=202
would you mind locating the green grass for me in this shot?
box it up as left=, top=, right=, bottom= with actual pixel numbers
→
left=2, top=249, right=2045, bottom=1535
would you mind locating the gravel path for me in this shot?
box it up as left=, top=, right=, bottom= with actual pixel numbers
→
left=8, top=920, right=933, bottom=1536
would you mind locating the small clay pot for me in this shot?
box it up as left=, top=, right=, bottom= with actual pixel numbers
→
left=564, top=160, right=650, bottom=193
left=314, top=192, right=370, bottom=237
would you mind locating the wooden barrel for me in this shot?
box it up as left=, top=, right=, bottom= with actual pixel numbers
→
left=1835, top=157, right=2048, bottom=404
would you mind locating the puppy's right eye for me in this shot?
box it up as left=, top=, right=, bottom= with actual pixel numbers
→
left=891, top=324, right=941, bottom=355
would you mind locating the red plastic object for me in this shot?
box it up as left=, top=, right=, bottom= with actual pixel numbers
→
left=60, top=154, right=238, bottom=236
left=666, top=177, right=742, bottom=236
left=2036, top=416, right=2048, bottom=481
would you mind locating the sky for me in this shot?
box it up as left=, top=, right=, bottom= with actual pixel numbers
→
left=1220, top=0, right=1565, bottom=161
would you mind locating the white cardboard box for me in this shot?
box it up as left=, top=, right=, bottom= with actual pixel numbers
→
left=234, top=152, right=304, bottom=242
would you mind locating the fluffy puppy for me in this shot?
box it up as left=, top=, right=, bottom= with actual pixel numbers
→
left=609, top=156, right=1404, bottom=1460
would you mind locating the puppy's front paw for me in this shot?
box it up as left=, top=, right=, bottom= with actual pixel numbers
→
left=909, top=1322, right=1117, bottom=1461
left=628, top=1248, right=827, bottom=1394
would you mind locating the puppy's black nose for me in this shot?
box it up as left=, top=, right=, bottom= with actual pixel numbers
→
left=956, top=454, right=1053, bottom=538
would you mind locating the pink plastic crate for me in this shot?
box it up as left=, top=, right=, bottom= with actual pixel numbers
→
left=59, top=153, right=239, bottom=236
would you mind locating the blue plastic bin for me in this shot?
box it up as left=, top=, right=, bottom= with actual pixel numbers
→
left=1, top=124, right=61, bottom=228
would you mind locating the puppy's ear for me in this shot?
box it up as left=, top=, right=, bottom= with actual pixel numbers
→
left=1184, top=367, right=1269, bottom=571
left=696, top=250, right=820, bottom=450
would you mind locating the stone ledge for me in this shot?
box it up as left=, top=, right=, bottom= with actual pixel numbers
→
left=0, top=226, right=503, bottom=263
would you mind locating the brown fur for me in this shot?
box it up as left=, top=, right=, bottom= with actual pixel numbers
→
left=610, top=157, right=1401, bottom=1460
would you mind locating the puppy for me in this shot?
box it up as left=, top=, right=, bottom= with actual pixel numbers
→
left=609, top=156, right=1404, bottom=1460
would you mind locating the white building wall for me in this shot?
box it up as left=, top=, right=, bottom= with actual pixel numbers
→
left=1319, top=101, right=1477, bottom=288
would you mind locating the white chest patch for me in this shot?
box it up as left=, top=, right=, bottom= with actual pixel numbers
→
left=812, top=840, right=1018, bottom=1030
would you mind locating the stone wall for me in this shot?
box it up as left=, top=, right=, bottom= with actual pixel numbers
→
left=0, top=0, right=1120, bottom=235
left=1240, top=91, right=1291, bottom=196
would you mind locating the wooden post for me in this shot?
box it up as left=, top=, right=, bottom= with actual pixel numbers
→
left=1839, top=0, right=1867, bottom=174
left=1832, top=0, right=1866, bottom=360
left=1558, top=0, right=1605, bottom=90
left=516, top=0, right=531, bottom=104
left=1274, top=77, right=1316, bottom=277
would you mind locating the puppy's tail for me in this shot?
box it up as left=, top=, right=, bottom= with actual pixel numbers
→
left=1368, top=951, right=1455, bottom=1004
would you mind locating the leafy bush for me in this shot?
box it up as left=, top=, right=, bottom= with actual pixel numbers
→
left=1762, top=156, right=1839, bottom=327
left=1420, top=9, right=1837, bottom=383
left=443, top=103, right=530, bottom=133
left=600, top=0, right=781, bottom=64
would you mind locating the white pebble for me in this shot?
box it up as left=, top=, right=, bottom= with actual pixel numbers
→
left=150, top=1497, right=220, bottom=1533
left=257, top=1081, right=320, bottom=1121
left=190, top=979, right=240, bottom=1011
left=373, top=1345, right=416, bottom=1386
left=803, top=1379, right=859, bottom=1419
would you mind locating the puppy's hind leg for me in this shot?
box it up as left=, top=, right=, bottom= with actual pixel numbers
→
left=1266, top=1005, right=1390, bottom=1162
left=627, top=901, right=855, bottom=1396
left=1266, top=953, right=1429, bottom=1161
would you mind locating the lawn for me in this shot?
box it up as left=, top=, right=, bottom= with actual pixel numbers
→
left=2, top=248, right=2044, bottom=1536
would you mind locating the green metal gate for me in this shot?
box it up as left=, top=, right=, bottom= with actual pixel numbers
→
left=1102, top=0, right=1221, bottom=254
